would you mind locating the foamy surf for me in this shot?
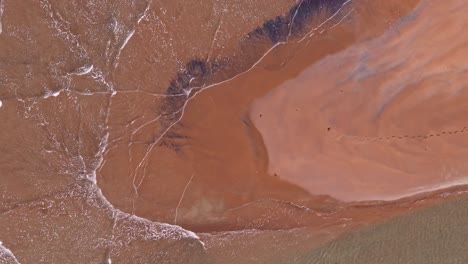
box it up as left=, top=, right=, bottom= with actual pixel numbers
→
left=0, top=242, right=20, bottom=264
left=0, top=0, right=4, bottom=35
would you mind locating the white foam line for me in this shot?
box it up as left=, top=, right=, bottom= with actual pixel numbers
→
left=174, top=173, right=195, bottom=225
left=322, top=7, right=354, bottom=33
left=298, top=0, right=352, bottom=43
left=117, top=90, right=185, bottom=97
left=287, top=0, right=305, bottom=42
left=129, top=114, right=163, bottom=142
left=129, top=106, right=185, bottom=213
left=137, top=0, right=152, bottom=24
left=129, top=114, right=163, bottom=209
left=93, top=187, right=202, bottom=241
left=199, top=1, right=352, bottom=91
left=367, top=180, right=468, bottom=202
left=128, top=1, right=355, bottom=201
left=0, top=242, right=21, bottom=264
left=0, top=0, right=4, bottom=35
left=72, top=90, right=110, bottom=96
left=43, top=89, right=62, bottom=99
left=114, top=29, right=134, bottom=68
left=93, top=91, right=198, bottom=245
left=40, top=0, right=114, bottom=94
left=38, top=2, right=355, bottom=250
left=40, top=0, right=86, bottom=59
left=90, top=68, right=115, bottom=94
left=131, top=106, right=186, bottom=196
left=121, top=29, right=134, bottom=50
left=70, top=64, right=94, bottom=76
left=223, top=200, right=263, bottom=214
left=89, top=97, right=202, bottom=243
left=114, top=0, right=152, bottom=68
left=129, top=42, right=293, bottom=185
left=222, top=198, right=322, bottom=216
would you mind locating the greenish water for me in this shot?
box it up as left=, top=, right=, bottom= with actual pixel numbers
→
left=284, top=197, right=468, bottom=264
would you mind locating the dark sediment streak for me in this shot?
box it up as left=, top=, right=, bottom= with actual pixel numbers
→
left=158, top=0, right=350, bottom=150
left=252, top=0, right=347, bottom=43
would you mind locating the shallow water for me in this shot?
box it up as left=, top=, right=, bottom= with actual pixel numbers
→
left=0, top=0, right=467, bottom=263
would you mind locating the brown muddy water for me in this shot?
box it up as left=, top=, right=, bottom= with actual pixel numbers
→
left=1, top=0, right=468, bottom=263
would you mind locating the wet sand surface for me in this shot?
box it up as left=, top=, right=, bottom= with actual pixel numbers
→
left=251, top=0, right=468, bottom=202
left=1, top=0, right=468, bottom=263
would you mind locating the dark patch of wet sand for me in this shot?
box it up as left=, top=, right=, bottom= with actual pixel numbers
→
left=104, top=0, right=427, bottom=234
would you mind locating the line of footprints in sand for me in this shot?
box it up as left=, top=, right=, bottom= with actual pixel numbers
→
left=328, top=126, right=468, bottom=143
